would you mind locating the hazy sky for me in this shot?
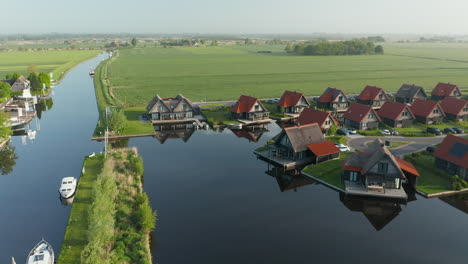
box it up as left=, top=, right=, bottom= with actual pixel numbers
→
left=2, top=0, right=468, bottom=34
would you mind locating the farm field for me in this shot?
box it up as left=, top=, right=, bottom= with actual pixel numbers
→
left=106, top=43, right=468, bottom=105
left=0, top=49, right=101, bottom=81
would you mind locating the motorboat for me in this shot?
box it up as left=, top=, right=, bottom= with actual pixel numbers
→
left=89, top=70, right=95, bottom=76
left=26, top=239, right=54, bottom=264
left=59, top=177, right=77, bottom=199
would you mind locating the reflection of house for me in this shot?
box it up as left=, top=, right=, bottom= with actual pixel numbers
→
left=440, top=97, right=468, bottom=122
left=342, top=139, right=420, bottom=199
left=409, top=98, right=445, bottom=124
left=356, top=85, right=389, bottom=109
left=377, top=101, right=415, bottom=128
left=316, top=87, right=350, bottom=112
left=277, top=91, right=310, bottom=114
left=433, top=134, right=468, bottom=180
left=266, top=167, right=316, bottom=192
left=152, top=123, right=195, bottom=144
left=231, top=95, right=270, bottom=121
left=431, top=82, right=462, bottom=101
left=231, top=126, right=268, bottom=142
left=394, top=84, right=427, bottom=104
left=339, top=193, right=403, bottom=231
left=147, top=94, right=196, bottom=121
left=343, top=102, right=380, bottom=130
left=296, top=108, right=338, bottom=133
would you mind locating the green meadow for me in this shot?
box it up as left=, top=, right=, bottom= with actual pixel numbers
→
left=0, top=50, right=101, bottom=81
left=106, top=43, right=468, bottom=105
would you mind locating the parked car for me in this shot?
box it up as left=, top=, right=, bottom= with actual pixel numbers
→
left=336, top=128, right=350, bottom=136
left=334, top=143, right=350, bottom=152
left=427, top=127, right=442, bottom=135
left=426, top=146, right=436, bottom=153
left=380, top=129, right=391, bottom=135
left=273, top=98, right=280, bottom=103
left=346, top=128, right=357, bottom=134
left=389, top=129, right=399, bottom=135
left=443, top=127, right=456, bottom=134
left=452, top=127, right=464, bottom=134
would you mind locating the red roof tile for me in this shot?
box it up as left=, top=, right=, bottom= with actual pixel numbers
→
left=344, top=102, right=380, bottom=123
left=277, top=91, right=308, bottom=107
left=378, top=101, right=414, bottom=120
left=440, top=97, right=468, bottom=116
left=432, top=82, right=458, bottom=97
left=394, top=157, right=420, bottom=177
left=307, top=140, right=340, bottom=156
left=230, top=95, right=261, bottom=113
left=317, top=88, right=346, bottom=103
left=343, top=166, right=362, bottom=172
left=356, top=86, right=387, bottom=101
left=409, top=98, right=445, bottom=118
left=434, top=134, right=468, bottom=169
left=297, top=108, right=338, bottom=127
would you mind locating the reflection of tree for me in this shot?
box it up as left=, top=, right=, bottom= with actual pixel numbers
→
left=35, top=99, right=54, bottom=119
left=0, top=146, right=18, bottom=175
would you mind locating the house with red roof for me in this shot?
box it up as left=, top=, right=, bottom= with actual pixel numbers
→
left=431, top=82, right=462, bottom=101
left=277, top=91, right=310, bottom=114
left=342, top=139, right=420, bottom=199
left=147, top=94, right=196, bottom=121
left=440, top=97, right=468, bottom=122
left=231, top=126, right=268, bottom=142
left=409, top=98, right=445, bottom=124
left=296, top=108, right=338, bottom=133
left=356, top=85, right=390, bottom=109
left=343, top=102, right=380, bottom=130
left=230, top=95, right=270, bottom=121
left=377, top=101, right=415, bottom=128
left=316, top=87, right=350, bottom=112
left=434, top=134, right=468, bottom=180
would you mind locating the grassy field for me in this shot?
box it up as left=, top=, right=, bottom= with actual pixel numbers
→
left=0, top=50, right=100, bottom=81
left=105, top=43, right=468, bottom=105
left=302, top=153, right=351, bottom=191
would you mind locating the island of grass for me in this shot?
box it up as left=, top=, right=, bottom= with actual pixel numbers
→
left=301, top=153, right=351, bottom=191
left=200, top=105, right=240, bottom=127
left=58, top=148, right=156, bottom=264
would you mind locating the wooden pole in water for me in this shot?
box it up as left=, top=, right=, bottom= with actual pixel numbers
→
left=11, top=256, right=16, bottom=264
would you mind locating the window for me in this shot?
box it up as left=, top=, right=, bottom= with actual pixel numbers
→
left=402, top=111, right=408, bottom=117
left=433, top=108, right=439, bottom=114
left=350, top=171, right=358, bottom=181
left=464, top=107, right=468, bottom=112
left=378, top=162, right=388, bottom=173
left=339, top=95, right=344, bottom=102
left=362, top=122, right=367, bottom=127
left=368, top=113, right=374, bottom=119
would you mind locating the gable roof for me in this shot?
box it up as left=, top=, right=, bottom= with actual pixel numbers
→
left=296, top=108, right=338, bottom=127
left=231, top=129, right=263, bottom=142
left=356, top=85, right=388, bottom=101
left=230, top=95, right=263, bottom=113
left=147, top=94, right=193, bottom=113
left=14, top=75, right=29, bottom=84
left=409, top=98, right=445, bottom=118
left=434, top=134, right=468, bottom=169
left=344, top=102, right=380, bottom=123
left=317, top=87, right=348, bottom=103
left=432, top=82, right=459, bottom=97
left=274, top=123, right=324, bottom=153
left=378, top=101, right=414, bottom=120
left=277, top=91, right=309, bottom=108
left=440, top=97, right=468, bottom=116
left=0, top=79, right=15, bottom=86
left=395, top=84, right=426, bottom=99
left=394, top=157, right=420, bottom=177
left=307, top=140, right=340, bottom=156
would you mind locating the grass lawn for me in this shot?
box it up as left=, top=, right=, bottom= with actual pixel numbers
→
left=302, top=152, right=351, bottom=191
left=0, top=50, right=100, bottom=81
left=262, top=102, right=288, bottom=118
left=122, top=106, right=154, bottom=135
left=327, top=135, right=348, bottom=145
left=58, top=155, right=104, bottom=264
left=404, top=153, right=453, bottom=194
left=105, top=44, right=468, bottom=105
left=201, top=107, right=240, bottom=126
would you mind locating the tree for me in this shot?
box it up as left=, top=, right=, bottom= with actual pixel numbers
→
left=38, top=72, right=51, bottom=88
left=0, top=82, right=11, bottom=99
left=0, top=146, right=17, bottom=175
left=131, top=38, right=137, bottom=47
left=27, top=64, right=38, bottom=74
left=0, top=112, right=12, bottom=140
left=328, top=123, right=337, bottom=136
left=28, top=72, right=42, bottom=92
left=5, top=72, right=21, bottom=80
left=105, top=108, right=127, bottom=135
left=284, top=43, right=294, bottom=53
left=375, top=45, right=384, bottom=54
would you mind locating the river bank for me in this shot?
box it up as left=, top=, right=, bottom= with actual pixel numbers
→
left=58, top=148, right=155, bottom=264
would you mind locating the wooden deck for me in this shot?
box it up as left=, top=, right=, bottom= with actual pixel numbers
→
left=254, top=149, right=313, bottom=170
left=238, top=118, right=272, bottom=126
left=345, top=181, right=408, bottom=200
left=151, top=117, right=205, bottom=126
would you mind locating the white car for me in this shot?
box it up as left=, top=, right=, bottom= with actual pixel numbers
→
left=334, top=143, right=350, bottom=152
left=380, top=129, right=391, bottom=135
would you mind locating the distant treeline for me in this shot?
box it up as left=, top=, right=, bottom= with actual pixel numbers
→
left=285, top=40, right=384, bottom=56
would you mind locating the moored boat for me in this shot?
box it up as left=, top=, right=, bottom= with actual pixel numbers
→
left=89, top=70, right=95, bottom=76
left=59, top=177, right=77, bottom=199
left=26, top=239, right=54, bottom=264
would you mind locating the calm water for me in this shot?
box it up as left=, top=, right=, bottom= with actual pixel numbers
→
left=1, top=52, right=467, bottom=263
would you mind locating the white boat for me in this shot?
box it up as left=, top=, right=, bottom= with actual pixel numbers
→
left=26, top=239, right=54, bottom=264
left=59, top=177, right=77, bottom=199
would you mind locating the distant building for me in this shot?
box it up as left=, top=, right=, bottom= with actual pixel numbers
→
left=431, top=82, right=462, bottom=101
left=316, top=87, right=350, bottom=112
left=343, top=102, right=380, bottom=130
left=146, top=94, right=196, bottom=121
left=277, top=91, right=310, bottom=114
left=433, top=134, right=468, bottom=180
left=440, top=97, right=468, bottom=122
left=356, top=85, right=390, bottom=109
left=377, top=101, right=415, bottom=128
left=230, top=95, right=269, bottom=121
left=409, top=98, right=445, bottom=124
left=296, top=108, right=338, bottom=133
left=394, top=84, right=427, bottom=104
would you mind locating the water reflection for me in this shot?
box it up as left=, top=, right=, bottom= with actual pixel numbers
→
left=265, top=166, right=316, bottom=192
left=439, top=194, right=468, bottom=214
left=35, top=99, right=54, bottom=119
left=0, top=146, right=18, bottom=175
left=59, top=195, right=75, bottom=206
left=231, top=125, right=269, bottom=143
left=153, top=124, right=195, bottom=144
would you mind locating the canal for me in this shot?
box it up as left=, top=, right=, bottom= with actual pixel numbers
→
left=1, top=51, right=467, bottom=263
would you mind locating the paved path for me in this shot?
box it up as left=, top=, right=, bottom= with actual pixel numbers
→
left=347, top=134, right=467, bottom=157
